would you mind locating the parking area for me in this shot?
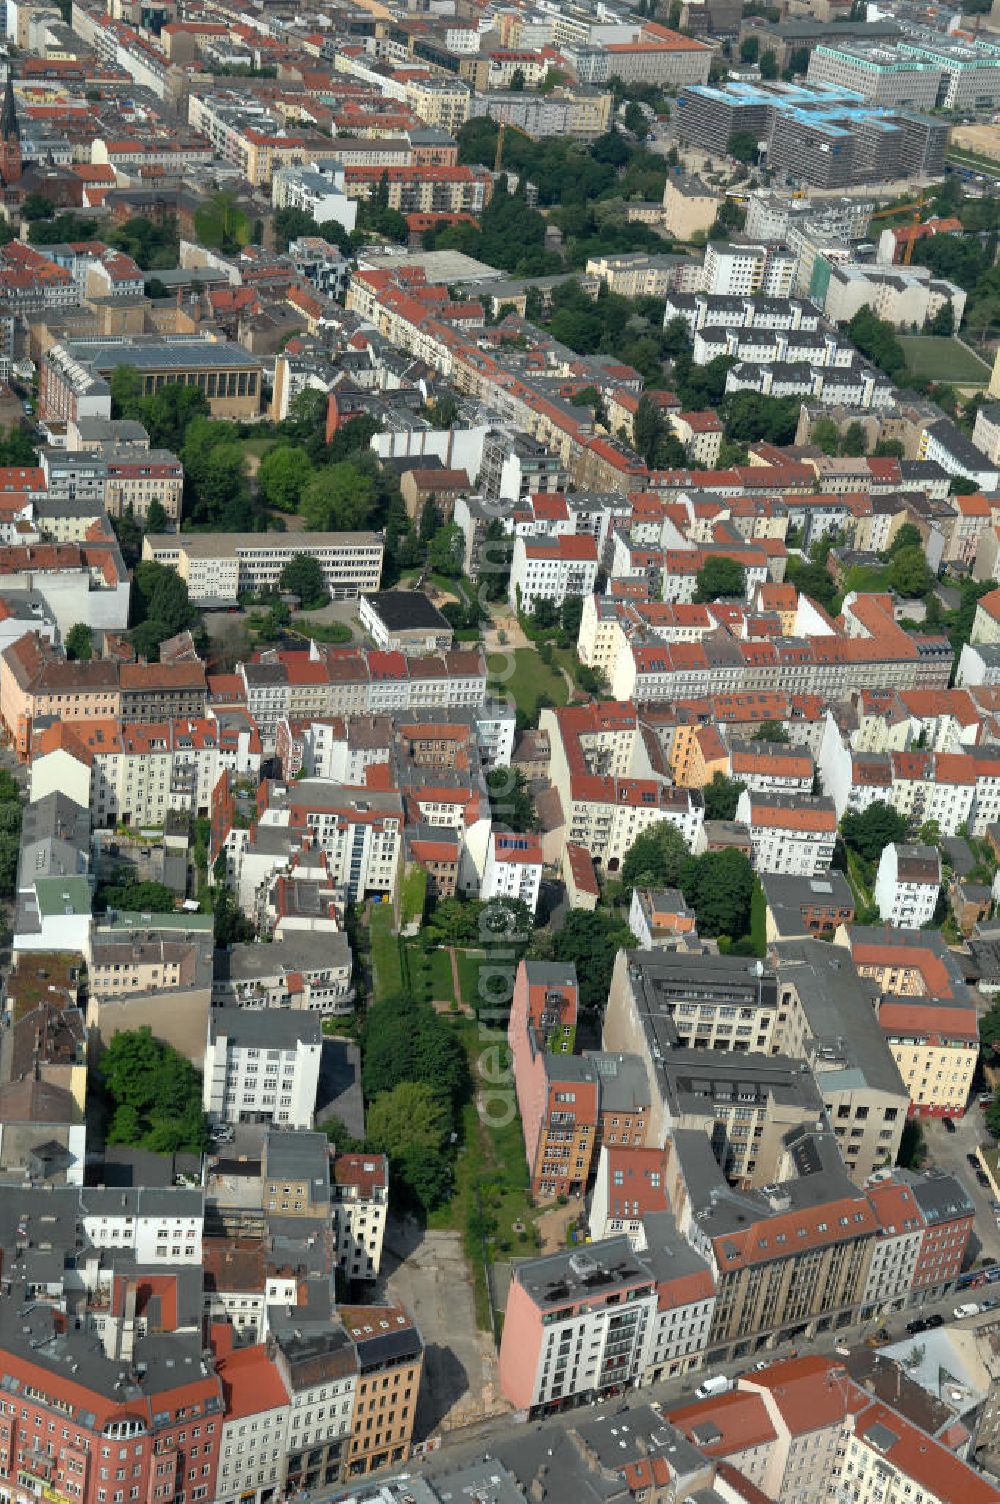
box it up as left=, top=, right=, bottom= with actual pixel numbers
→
left=383, top=1218, right=510, bottom=1440
left=923, top=1109, right=1000, bottom=1262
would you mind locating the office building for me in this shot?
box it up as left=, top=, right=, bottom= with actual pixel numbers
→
left=142, top=532, right=384, bottom=605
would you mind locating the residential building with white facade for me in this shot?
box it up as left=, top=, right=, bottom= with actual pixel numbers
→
left=480, top=830, right=543, bottom=913
left=273, top=1321, right=359, bottom=1494
left=333, top=1153, right=389, bottom=1281
left=874, top=842, right=941, bottom=928
left=271, top=159, right=358, bottom=234
left=735, top=790, right=837, bottom=876
left=203, top=1008, right=322, bottom=1129
left=701, top=242, right=796, bottom=297
left=215, top=1345, right=291, bottom=1504
left=509, top=534, right=599, bottom=613
left=82, top=1186, right=204, bottom=1265
left=860, top=1177, right=924, bottom=1319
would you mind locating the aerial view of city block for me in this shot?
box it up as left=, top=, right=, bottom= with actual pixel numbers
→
left=14, top=0, right=1000, bottom=1502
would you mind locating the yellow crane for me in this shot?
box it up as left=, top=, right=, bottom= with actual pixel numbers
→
left=868, top=192, right=928, bottom=266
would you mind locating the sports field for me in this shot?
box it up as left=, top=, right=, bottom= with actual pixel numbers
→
left=898, top=335, right=991, bottom=385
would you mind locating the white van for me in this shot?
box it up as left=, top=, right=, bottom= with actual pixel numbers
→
left=696, top=1375, right=732, bottom=1398
left=953, top=1303, right=980, bottom=1319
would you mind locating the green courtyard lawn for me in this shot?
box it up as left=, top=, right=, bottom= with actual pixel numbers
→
left=400, top=941, right=487, bottom=1010
left=428, top=1019, right=541, bottom=1329
left=487, top=646, right=572, bottom=722
left=428, top=947, right=455, bottom=1003
left=456, top=949, right=487, bottom=1011
left=369, top=902, right=403, bottom=997
left=898, top=335, right=991, bottom=386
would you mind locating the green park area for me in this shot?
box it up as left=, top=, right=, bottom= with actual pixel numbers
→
left=363, top=896, right=546, bottom=1329
left=487, top=646, right=576, bottom=723
left=898, top=335, right=991, bottom=385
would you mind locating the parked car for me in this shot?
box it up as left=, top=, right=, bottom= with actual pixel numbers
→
left=978, top=1169, right=992, bottom=1188
left=944, top=1117, right=957, bottom=1133
left=968, top=1153, right=982, bottom=1168
left=925, top=1314, right=945, bottom=1328
left=954, top=1303, right=980, bottom=1319
left=906, top=1319, right=928, bottom=1335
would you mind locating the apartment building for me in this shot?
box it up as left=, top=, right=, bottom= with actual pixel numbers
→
left=702, top=242, right=797, bottom=298
left=729, top=739, right=814, bottom=795
left=480, top=830, right=543, bottom=913
left=271, top=158, right=358, bottom=233
left=105, top=449, right=184, bottom=524
left=524, top=1052, right=600, bottom=1201
left=0, top=1302, right=224, bottom=1504
left=907, top=1168, right=974, bottom=1302
left=816, top=261, right=966, bottom=331
left=878, top=993, right=979, bottom=1118
left=0, top=525, right=130, bottom=642
left=588, top=1145, right=670, bottom=1247
left=203, top=1008, right=322, bottom=1129
left=119, top=661, right=207, bottom=722
left=89, top=928, right=212, bottom=1007
left=663, top=174, right=721, bottom=240
left=30, top=716, right=261, bottom=828
left=509, top=533, right=599, bottom=613
left=510, top=959, right=579, bottom=1057
left=333, top=1153, right=389, bottom=1281
left=540, top=700, right=705, bottom=870
left=0, top=632, right=120, bottom=759
left=340, top=1305, right=424, bottom=1477
left=735, top=790, right=837, bottom=876
left=213, top=933, right=354, bottom=1016
left=843, top=1399, right=1000, bottom=1504
left=874, top=842, right=941, bottom=928
left=274, top=780, right=403, bottom=903
left=615, top=596, right=947, bottom=705
left=344, top=163, right=491, bottom=216
left=860, top=1177, right=925, bottom=1319
left=498, top=1240, right=658, bottom=1415
left=845, top=928, right=979, bottom=1118
left=272, top=1319, right=358, bottom=1494
left=919, top=418, right=1000, bottom=492
left=468, top=86, right=613, bottom=139
left=142, top=532, right=384, bottom=605
left=215, top=1343, right=291, bottom=1504
left=773, top=941, right=908, bottom=1183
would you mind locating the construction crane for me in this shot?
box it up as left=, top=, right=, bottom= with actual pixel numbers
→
left=868, top=192, right=928, bottom=266
left=494, top=119, right=533, bottom=173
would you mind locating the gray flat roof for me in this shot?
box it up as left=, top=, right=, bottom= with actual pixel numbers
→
left=147, top=531, right=382, bottom=556
left=210, top=1008, right=322, bottom=1048
left=512, top=1236, right=653, bottom=1309
left=68, top=338, right=262, bottom=371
